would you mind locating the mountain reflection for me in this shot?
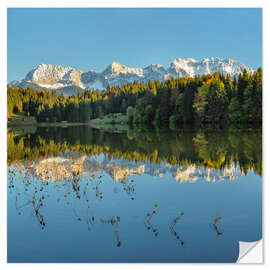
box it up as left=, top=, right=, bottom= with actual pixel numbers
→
left=8, top=126, right=262, bottom=182
left=10, top=153, right=246, bottom=183
left=7, top=127, right=262, bottom=255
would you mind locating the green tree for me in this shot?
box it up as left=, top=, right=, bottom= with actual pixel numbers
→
left=228, top=96, right=242, bottom=123
left=143, top=105, right=155, bottom=124
left=126, top=106, right=134, bottom=124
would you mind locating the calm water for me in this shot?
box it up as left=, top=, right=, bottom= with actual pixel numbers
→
left=7, top=126, right=262, bottom=262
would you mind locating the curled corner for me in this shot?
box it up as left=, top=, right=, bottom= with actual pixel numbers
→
left=236, top=239, right=263, bottom=263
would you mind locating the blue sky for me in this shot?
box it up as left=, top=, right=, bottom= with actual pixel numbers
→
left=8, top=8, right=262, bottom=82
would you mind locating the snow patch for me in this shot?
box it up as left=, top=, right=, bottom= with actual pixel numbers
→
left=10, top=57, right=255, bottom=94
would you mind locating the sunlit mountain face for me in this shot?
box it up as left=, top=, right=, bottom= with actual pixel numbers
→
left=7, top=126, right=262, bottom=262
left=10, top=153, right=244, bottom=183
left=9, top=58, right=254, bottom=95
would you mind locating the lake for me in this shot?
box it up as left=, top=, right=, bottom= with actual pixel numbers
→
left=7, top=126, right=262, bottom=262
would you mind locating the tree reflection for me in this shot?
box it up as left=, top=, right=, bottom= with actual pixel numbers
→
left=8, top=126, right=262, bottom=176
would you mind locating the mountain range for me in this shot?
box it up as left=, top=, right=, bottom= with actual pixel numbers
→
left=9, top=57, right=255, bottom=95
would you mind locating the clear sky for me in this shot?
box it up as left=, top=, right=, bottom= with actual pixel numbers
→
left=7, top=8, right=262, bottom=82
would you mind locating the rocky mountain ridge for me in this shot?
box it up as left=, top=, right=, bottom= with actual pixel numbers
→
left=9, top=57, right=255, bottom=95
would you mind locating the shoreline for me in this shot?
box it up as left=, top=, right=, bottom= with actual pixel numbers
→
left=7, top=121, right=129, bottom=131
left=7, top=122, right=89, bottom=128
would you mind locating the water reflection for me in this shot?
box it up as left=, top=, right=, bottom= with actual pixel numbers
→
left=144, top=204, right=159, bottom=237
left=7, top=126, right=262, bottom=262
left=100, top=216, right=121, bottom=247
left=169, top=212, right=185, bottom=246
left=8, top=153, right=255, bottom=185
left=8, top=126, right=262, bottom=176
left=210, top=213, right=223, bottom=237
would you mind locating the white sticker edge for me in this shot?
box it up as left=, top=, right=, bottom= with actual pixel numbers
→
left=236, top=239, right=263, bottom=264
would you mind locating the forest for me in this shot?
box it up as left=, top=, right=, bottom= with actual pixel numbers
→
left=7, top=68, right=262, bottom=128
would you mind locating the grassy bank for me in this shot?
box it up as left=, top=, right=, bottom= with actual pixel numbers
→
left=8, top=113, right=89, bottom=128
left=90, top=113, right=128, bottom=125
left=8, top=112, right=129, bottom=133
left=8, top=112, right=37, bottom=126
left=89, top=113, right=128, bottom=132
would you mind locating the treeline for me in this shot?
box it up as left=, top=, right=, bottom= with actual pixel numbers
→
left=8, top=126, right=262, bottom=175
left=7, top=68, right=262, bottom=126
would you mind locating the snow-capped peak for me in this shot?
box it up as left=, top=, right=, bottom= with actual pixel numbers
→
left=10, top=57, right=255, bottom=95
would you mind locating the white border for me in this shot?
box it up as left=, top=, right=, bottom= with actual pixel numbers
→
left=0, top=0, right=266, bottom=8
left=0, top=1, right=268, bottom=269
